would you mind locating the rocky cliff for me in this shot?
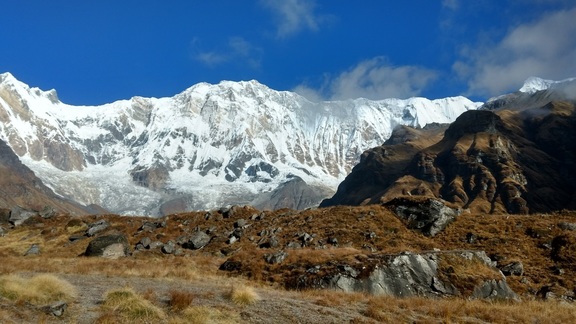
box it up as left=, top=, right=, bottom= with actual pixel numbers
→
left=322, top=90, right=576, bottom=214
left=0, top=138, right=93, bottom=216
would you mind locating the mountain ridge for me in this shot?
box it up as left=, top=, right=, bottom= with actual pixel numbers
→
left=321, top=80, right=576, bottom=213
left=0, top=73, right=480, bottom=215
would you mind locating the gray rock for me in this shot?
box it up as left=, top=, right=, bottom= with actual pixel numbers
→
left=183, top=231, right=211, bottom=250
left=149, top=241, right=164, bottom=249
left=286, top=242, right=302, bottom=249
left=558, top=222, right=576, bottom=231
left=500, top=261, right=524, bottom=276
left=24, top=244, right=40, bottom=256
left=40, top=301, right=67, bottom=317
left=259, top=236, right=279, bottom=249
left=327, top=237, right=338, bottom=246
left=227, top=235, right=238, bottom=244
left=139, top=237, right=152, bottom=248
left=9, top=206, right=38, bottom=226
left=86, top=220, right=110, bottom=237
left=471, top=279, right=518, bottom=300
left=0, top=226, right=6, bottom=237
left=300, top=233, right=313, bottom=245
left=139, top=222, right=158, bottom=232
left=289, top=250, right=517, bottom=300
left=385, top=198, right=460, bottom=236
left=84, top=234, right=130, bottom=259
left=39, top=206, right=57, bottom=219
left=264, top=250, right=288, bottom=264
left=176, top=235, right=188, bottom=245
left=162, top=241, right=176, bottom=254
left=234, top=219, right=247, bottom=228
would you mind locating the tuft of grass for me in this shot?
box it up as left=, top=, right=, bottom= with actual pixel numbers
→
left=168, top=289, right=195, bottom=311
left=226, top=284, right=260, bottom=306
left=0, top=274, right=77, bottom=305
left=102, top=287, right=166, bottom=321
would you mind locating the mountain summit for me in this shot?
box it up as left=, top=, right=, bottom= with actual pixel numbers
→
left=321, top=79, right=576, bottom=213
left=0, top=73, right=479, bottom=215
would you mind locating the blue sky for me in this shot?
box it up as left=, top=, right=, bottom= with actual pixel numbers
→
left=1, top=1, right=575, bottom=105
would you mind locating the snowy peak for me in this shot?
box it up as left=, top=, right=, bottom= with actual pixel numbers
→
left=0, top=73, right=479, bottom=215
left=519, top=76, right=576, bottom=94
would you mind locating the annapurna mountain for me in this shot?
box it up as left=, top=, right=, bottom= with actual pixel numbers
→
left=0, top=72, right=479, bottom=216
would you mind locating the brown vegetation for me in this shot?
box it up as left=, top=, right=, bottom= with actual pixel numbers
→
left=1, top=205, right=576, bottom=322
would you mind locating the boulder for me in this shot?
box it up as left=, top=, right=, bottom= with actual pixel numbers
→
left=183, top=231, right=211, bottom=250
left=384, top=198, right=459, bottom=236
left=162, top=240, right=176, bottom=254
left=559, top=222, right=576, bottom=231
left=285, top=250, right=517, bottom=300
left=86, top=220, right=110, bottom=237
left=24, top=244, right=40, bottom=256
left=500, top=261, right=524, bottom=276
left=9, top=206, right=38, bottom=226
left=84, top=234, right=130, bottom=259
left=139, top=237, right=152, bottom=249
left=264, top=250, right=288, bottom=264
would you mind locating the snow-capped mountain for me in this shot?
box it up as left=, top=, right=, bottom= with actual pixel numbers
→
left=519, top=76, right=576, bottom=94
left=0, top=72, right=480, bottom=216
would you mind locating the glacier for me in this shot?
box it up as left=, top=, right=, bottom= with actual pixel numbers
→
left=0, top=72, right=481, bottom=216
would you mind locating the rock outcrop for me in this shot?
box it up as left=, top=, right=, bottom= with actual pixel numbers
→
left=322, top=100, right=576, bottom=214
left=283, top=250, right=517, bottom=299
left=384, top=197, right=460, bottom=237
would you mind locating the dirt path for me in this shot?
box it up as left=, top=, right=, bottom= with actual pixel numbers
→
left=56, top=273, right=370, bottom=323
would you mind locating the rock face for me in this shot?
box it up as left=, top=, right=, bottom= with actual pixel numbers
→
left=384, top=197, right=460, bottom=236
left=0, top=139, right=93, bottom=215
left=84, top=234, right=130, bottom=259
left=284, top=250, right=517, bottom=300
left=322, top=99, right=576, bottom=214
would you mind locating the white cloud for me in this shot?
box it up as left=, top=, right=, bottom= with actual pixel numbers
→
left=442, top=0, right=460, bottom=11
left=260, top=0, right=327, bottom=38
left=455, top=7, right=576, bottom=96
left=193, top=37, right=261, bottom=69
left=294, top=57, right=437, bottom=101
left=195, top=52, right=228, bottom=66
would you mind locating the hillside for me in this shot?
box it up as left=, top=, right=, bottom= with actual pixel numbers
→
left=321, top=98, right=576, bottom=214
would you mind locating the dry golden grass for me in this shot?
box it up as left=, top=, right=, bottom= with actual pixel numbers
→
left=439, top=253, right=503, bottom=294
left=100, top=287, right=166, bottom=322
left=0, top=273, right=77, bottom=305
left=174, top=306, right=240, bottom=324
left=226, top=284, right=260, bottom=306
left=168, top=289, right=195, bottom=311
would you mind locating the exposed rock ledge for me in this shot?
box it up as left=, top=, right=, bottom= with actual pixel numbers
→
left=283, top=250, right=517, bottom=300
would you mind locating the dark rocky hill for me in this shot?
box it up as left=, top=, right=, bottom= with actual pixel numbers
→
left=0, top=138, right=96, bottom=216
left=321, top=100, right=576, bottom=214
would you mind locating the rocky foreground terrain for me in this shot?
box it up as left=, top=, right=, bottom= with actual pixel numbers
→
left=1, top=201, right=576, bottom=322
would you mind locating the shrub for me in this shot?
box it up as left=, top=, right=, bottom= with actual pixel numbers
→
left=102, top=287, right=165, bottom=321
left=168, top=289, right=194, bottom=311
left=226, top=284, right=260, bottom=306
left=0, top=274, right=77, bottom=305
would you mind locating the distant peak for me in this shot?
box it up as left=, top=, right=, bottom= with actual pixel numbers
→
left=519, top=76, right=576, bottom=94
left=519, top=77, right=554, bottom=94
